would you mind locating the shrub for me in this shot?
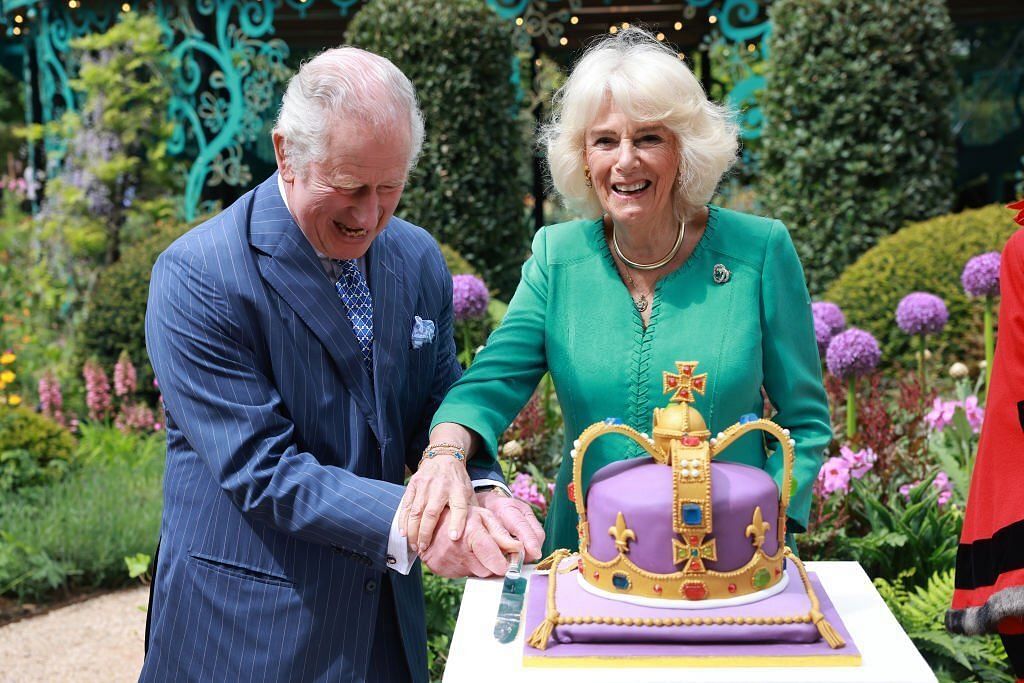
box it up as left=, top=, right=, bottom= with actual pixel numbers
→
left=440, top=243, right=478, bottom=277
left=823, top=205, right=1018, bottom=368
left=422, top=567, right=464, bottom=681
left=347, top=0, right=531, bottom=297
left=760, top=0, right=957, bottom=293
left=0, top=406, right=76, bottom=492
left=75, top=218, right=192, bottom=404
left=0, top=427, right=163, bottom=601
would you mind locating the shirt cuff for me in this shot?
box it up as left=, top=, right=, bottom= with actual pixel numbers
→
left=472, top=479, right=512, bottom=497
left=387, top=507, right=417, bottom=575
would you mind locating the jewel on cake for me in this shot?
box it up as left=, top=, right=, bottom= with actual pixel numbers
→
left=523, top=361, right=859, bottom=666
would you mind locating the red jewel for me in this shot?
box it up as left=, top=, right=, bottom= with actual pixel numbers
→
left=683, top=582, right=707, bottom=600
left=567, top=482, right=576, bottom=502
left=682, top=365, right=693, bottom=376
left=690, top=536, right=699, bottom=544
left=667, top=376, right=678, bottom=387
left=775, top=567, right=782, bottom=576
left=728, top=583, right=737, bottom=593
left=577, top=559, right=585, bottom=573
left=681, top=435, right=700, bottom=447
left=653, top=584, right=663, bottom=594
left=593, top=570, right=600, bottom=580
left=693, top=377, right=705, bottom=390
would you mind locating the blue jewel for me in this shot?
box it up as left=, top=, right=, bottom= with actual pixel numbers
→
left=739, top=413, right=759, bottom=424
left=682, top=503, right=703, bottom=526
left=603, top=417, right=623, bottom=425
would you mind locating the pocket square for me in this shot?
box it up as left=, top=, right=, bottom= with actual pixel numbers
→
left=411, top=316, right=436, bottom=349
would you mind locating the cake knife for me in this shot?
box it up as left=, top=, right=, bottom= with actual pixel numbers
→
left=493, top=550, right=526, bottom=643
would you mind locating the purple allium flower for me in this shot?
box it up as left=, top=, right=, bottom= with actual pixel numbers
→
left=812, top=301, right=846, bottom=336
left=818, top=456, right=852, bottom=496
left=895, top=292, right=948, bottom=335
left=825, top=328, right=881, bottom=380
left=961, top=252, right=1001, bottom=298
left=452, top=274, right=489, bottom=322
left=813, top=317, right=832, bottom=356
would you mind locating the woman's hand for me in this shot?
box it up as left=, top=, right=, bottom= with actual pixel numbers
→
left=400, top=427, right=477, bottom=551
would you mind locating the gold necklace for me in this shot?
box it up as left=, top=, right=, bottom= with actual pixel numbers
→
left=613, top=219, right=686, bottom=270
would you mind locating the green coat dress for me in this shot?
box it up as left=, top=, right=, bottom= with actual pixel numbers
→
left=431, top=206, right=832, bottom=555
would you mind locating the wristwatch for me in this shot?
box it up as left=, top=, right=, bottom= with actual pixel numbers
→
left=475, top=483, right=512, bottom=498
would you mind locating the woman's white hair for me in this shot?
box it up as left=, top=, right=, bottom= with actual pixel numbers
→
left=542, top=27, right=738, bottom=220
left=273, top=47, right=425, bottom=177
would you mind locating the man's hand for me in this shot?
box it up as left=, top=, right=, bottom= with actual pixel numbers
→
left=399, top=454, right=475, bottom=552
left=420, top=505, right=523, bottom=578
left=477, top=490, right=545, bottom=562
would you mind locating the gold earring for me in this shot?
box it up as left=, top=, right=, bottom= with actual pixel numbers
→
left=584, top=165, right=592, bottom=188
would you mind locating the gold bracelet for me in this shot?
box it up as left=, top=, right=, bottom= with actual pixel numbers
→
left=421, top=443, right=466, bottom=462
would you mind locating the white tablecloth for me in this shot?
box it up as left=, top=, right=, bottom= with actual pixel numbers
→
left=443, top=560, right=937, bottom=683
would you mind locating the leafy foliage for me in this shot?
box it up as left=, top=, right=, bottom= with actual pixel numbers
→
left=347, top=0, right=531, bottom=297
left=422, top=567, right=464, bottom=682
left=823, top=204, right=1018, bottom=368
left=0, top=406, right=76, bottom=492
left=876, top=569, right=1012, bottom=682
left=760, top=0, right=958, bottom=293
left=0, top=426, right=163, bottom=601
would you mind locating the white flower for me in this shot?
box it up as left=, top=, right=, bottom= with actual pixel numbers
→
left=501, top=440, right=524, bottom=459
left=949, top=362, right=969, bottom=379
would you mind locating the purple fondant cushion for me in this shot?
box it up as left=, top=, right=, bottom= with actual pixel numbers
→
left=587, top=458, right=780, bottom=574
left=525, top=563, right=854, bottom=647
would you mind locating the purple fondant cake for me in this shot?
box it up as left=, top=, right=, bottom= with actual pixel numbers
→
left=523, top=361, right=858, bottom=666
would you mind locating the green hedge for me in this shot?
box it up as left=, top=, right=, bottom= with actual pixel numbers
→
left=347, top=0, right=531, bottom=297
left=0, top=406, right=76, bottom=492
left=760, top=0, right=957, bottom=294
left=823, top=204, right=1018, bottom=368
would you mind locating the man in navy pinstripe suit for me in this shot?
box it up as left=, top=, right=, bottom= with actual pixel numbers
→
left=140, top=47, right=542, bottom=682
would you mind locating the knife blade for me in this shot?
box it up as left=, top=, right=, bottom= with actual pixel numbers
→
left=493, top=550, right=526, bottom=643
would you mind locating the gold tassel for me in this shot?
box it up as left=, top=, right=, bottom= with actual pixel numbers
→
left=527, top=548, right=570, bottom=650
left=527, top=609, right=559, bottom=650
left=533, top=551, right=561, bottom=572
left=811, top=610, right=846, bottom=649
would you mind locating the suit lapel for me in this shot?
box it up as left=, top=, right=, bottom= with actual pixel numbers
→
left=249, top=174, right=379, bottom=438
left=367, top=227, right=414, bottom=475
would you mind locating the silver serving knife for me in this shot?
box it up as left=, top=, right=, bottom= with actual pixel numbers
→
left=493, top=550, right=526, bottom=643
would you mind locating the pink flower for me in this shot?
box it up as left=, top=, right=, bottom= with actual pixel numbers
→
left=900, top=471, right=954, bottom=507
left=37, top=371, right=65, bottom=426
left=510, top=472, right=548, bottom=511
left=818, top=456, right=852, bottom=495
left=962, top=395, right=984, bottom=433
left=115, top=402, right=157, bottom=434
left=114, top=351, right=137, bottom=397
left=83, top=359, right=112, bottom=421
left=839, top=445, right=877, bottom=479
left=924, top=398, right=958, bottom=432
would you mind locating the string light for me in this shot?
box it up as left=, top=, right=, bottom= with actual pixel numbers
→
left=622, top=22, right=630, bottom=29
left=610, top=25, right=618, bottom=34
left=559, top=36, right=568, bottom=46
left=674, top=21, right=683, bottom=30
left=14, top=14, right=24, bottom=23
left=656, top=32, right=665, bottom=41
left=534, top=58, right=542, bottom=67
left=13, top=27, right=22, bottom=35
left=570, top=16, right=578, bottom=25
left=678, top=52, right=686, bottom=60
left=747, top=43, right=756, bottom=53
left=122, top=2, right=131, bottom=11
left=709, top=15, right=718, bottom=24
left=68, top=0, right=79, bottom=8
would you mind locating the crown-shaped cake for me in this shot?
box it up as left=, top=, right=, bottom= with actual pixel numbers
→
left=527, top=361, right=846, bottom=651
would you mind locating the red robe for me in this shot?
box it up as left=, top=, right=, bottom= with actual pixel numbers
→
left=948, top=212, right=1024, bottom=678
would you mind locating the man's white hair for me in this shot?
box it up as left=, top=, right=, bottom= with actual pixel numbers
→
left=542, top=27, right=738, bottom=220
left=273, top=46, right=425, bottom=177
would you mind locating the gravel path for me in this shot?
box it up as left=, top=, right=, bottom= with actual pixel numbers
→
left=0, top=586, right=148, bottom=682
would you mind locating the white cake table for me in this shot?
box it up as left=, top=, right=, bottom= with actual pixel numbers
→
left=442, top=561, right=937, bottom=683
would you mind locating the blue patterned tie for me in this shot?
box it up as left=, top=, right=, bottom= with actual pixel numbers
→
left=334, top=259, right=374, bottom=372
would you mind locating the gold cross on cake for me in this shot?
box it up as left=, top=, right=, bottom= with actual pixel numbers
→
left=662, top=361, right=707, bottom=404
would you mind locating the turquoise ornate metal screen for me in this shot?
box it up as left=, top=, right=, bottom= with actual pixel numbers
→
left=2, top=0, right=769, bottom=219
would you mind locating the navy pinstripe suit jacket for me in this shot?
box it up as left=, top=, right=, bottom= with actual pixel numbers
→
left=140, top=174, right=499, bottom=682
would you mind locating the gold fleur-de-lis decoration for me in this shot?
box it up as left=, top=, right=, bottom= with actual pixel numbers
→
left=745, top=506, right=771, bottom=550
left=662, top=361, right=707, bottom=404
left=608, top=512, right=636, bottom=555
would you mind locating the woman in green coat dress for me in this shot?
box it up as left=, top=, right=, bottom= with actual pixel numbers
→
left=402, top=27, right=831, bottom=561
